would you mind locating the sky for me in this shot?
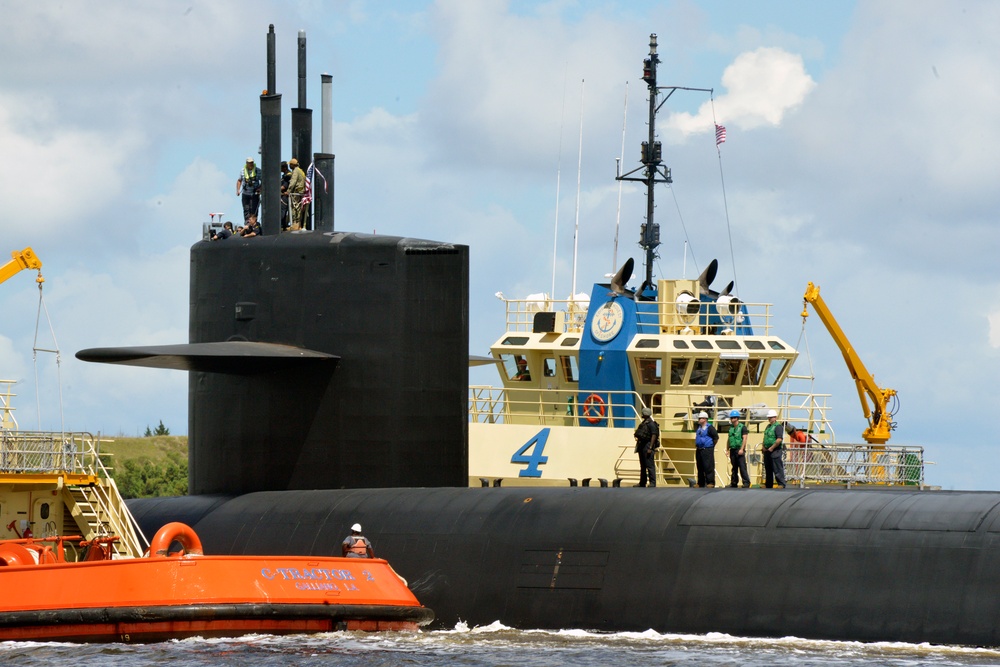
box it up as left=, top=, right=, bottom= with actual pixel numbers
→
left=0, top=0, right=996, bottom=489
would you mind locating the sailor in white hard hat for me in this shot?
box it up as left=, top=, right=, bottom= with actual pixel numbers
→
left=342, top=522, right=375, bottom=558
left=762, top=409, right=786, bottom=488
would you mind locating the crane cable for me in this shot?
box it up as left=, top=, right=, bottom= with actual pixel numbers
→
left=31, top=277, right=65, bottom=435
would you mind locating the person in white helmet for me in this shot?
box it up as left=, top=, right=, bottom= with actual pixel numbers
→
left=694, top=411, right=719, bottom=488
left=342, top=522, right=375, bottom=558
left=762, top=409, right=786, bottom=488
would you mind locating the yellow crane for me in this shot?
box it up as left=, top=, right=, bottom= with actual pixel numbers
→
left=801, top=282, right=897, bottom=445
left=0, top=247, right=44, bottom=287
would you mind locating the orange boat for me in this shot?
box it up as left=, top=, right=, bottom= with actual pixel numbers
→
left=0, top=522, right=433, bottom=643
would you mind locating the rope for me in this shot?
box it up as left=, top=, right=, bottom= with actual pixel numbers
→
left=795, top=314, right=817, bottom=397
left=667, top=184, right=698, bottom=274
left=32, top=280, right=65, bottom=435
left=710, top=95, right=738, bottom=298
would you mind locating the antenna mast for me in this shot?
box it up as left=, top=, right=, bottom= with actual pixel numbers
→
left=616, top=34, right=713, bottom=291
left=616, top=34, right=670, bottom=290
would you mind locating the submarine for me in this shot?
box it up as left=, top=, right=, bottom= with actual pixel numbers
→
left=78, top=27, right=1000, bottom=647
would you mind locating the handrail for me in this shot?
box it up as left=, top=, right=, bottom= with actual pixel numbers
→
left=784, top=441, right=925, bottom=488
left=499, top=296, right=778, bottom=336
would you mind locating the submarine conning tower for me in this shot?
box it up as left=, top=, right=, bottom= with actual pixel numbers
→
left=186, top=232, right=469, bottom=494
left=77, top=26, right=470, bottom=494
left=78, top=232, right=469, bottom=494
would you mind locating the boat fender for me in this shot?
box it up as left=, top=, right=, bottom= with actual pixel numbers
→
left=582, top=394, right=606, bottom=424
left=149, top=522, right=205, bottom=558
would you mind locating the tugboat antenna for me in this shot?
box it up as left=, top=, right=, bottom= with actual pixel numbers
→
left=617, top=34, right=713, bottom=291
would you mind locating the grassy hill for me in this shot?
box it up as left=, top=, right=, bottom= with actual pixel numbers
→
left=99, top=435, right=188, bottom=469
left=99, top=436, right=189, bottom=498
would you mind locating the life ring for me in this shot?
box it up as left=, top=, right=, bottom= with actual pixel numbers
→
left=149, top=522, right=204, bottom=558
left=582, top=394, right=606, bottom=424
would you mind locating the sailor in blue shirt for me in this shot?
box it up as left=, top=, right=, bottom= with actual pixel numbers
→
left=694, top=411, right=719, bottom=488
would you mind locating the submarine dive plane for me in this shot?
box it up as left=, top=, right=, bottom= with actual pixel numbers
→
left=76, top=29, right=1000, bottom=647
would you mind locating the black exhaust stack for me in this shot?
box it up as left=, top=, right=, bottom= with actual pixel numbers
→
left=259, top=25, right=281, bottom=236
left=291, top=30, right=313, bottom=230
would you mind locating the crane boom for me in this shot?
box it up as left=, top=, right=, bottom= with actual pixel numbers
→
left=801, top=282, right=896, bottom=445
left=0, top=248, right=44, bottom=286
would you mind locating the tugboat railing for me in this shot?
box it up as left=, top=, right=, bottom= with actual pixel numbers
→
left=0, top=430, right=101, bottom=474
left=470, top=385, right=836, bottom=436
left=501, top=298, right=777, bottom=335
left=783, top=442, right=927, bottom=488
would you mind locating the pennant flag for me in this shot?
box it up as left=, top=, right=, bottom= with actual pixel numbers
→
left=715, top=124, right=727, bottom=146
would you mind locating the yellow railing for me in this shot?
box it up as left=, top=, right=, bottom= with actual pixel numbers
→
left=0, top=431, right=103, bottom=474
left=499, top=297, right=778, bottom=336
left=783, top=442, right=926, bottom=488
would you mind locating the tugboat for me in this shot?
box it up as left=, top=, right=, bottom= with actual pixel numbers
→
left=468, top=35, right=923, bottom=490
left=0, top=522, right=432, bottom=642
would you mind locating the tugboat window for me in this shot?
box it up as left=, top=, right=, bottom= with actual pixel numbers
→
left=502, top=337, right=530, bottom=346
left=714, top=359, right=741, bottom=385
left=768, top=341, right=786, bottom=350
left=40, top=503, right=50, bottom=520
left=745, top=340, right=765, bottom=350
left=743, top=358, right=763, bottom=386
left=561, top=356, right=579, bottom=383
left=637, top=358, right=662, bottom=385
left=765, top=359, right=790, bottom=386
left=561, top=337, right=579, bottom=347
left=690, top=359, right=714, bottom=385
left=672, top=340, right=690, bottom=349
left=502, top=354, right=532, bottom=381
left=543, top=357, right=557, bottom=377
left=669, top=358, right=690, bottom=385
left=716, top=340, right=741, bottom=349
left=692, top=340, right=713, bottom=350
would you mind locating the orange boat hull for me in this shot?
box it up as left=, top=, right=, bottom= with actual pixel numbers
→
left=0, top=538, right=433, bottom=642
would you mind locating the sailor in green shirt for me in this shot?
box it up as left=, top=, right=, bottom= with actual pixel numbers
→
left=726, top=409, right=751, bottom=488
left=762, top=409, right=786, bottom=488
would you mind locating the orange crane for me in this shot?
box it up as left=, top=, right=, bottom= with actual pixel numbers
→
left=801, top=282, right=897, bottom=445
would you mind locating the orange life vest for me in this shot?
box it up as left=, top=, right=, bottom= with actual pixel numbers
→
left=349, top=536, right=369, bottom=557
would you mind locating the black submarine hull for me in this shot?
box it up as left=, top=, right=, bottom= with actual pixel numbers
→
left=130, top=486, right=1000, bottom=646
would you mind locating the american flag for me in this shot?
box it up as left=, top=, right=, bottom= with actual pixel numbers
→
left=301, top=163, right=328, bottom=207
left=301, top=163, right=314, bottom=207
left=715, top=124, right=727, bottom=146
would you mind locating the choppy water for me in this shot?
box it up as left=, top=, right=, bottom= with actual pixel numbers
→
left=4, top=622, right=1000, bottom=666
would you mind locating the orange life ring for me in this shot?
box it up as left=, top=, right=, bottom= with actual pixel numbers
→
left=582, top=394, right=606, bottom=424
left=149, top=522, right=204, bottom=558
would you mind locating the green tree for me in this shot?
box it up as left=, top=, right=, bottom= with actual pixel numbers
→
left=153, top=420, right=170, bottom=436
left=143, top=425, right=152, bottom=437
left=115, top=452, right=188, bottom=499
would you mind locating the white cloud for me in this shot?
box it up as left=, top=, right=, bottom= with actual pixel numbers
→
left=0, top=100, right=145, bottom=240
left=666, top=47, right=816, bottom=137
left=989, top=312, right=1000, bottom=349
